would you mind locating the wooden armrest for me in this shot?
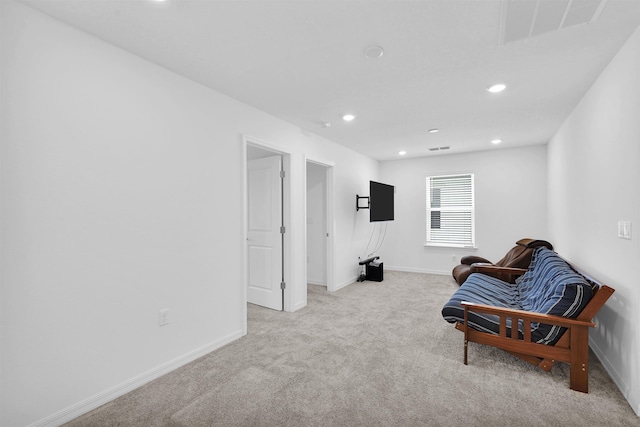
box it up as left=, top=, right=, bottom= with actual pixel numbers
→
left=470, top=265, right=527, bottom=274
left=461, top=301, right=596, bottom=328
left=470, top=264, right=527, bottom=283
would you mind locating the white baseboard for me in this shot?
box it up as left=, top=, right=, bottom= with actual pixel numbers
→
left=385, top=265, right=450, bottom=276
left=333, top=276, right=358, bottom=291
left=292, top=300, right=307, bottom=312
left=307, top=280, right=326, bottom=286
left=331, top=269, right=449, bottom=292
left=30, top=329, right=245, bottom=427
left=589, top=335, right=639, bottom=416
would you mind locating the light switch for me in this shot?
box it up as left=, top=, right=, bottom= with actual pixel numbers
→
left=618, top=221, right=632, bottom=240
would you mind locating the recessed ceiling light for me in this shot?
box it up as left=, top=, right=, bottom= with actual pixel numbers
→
left=398, top=151, right=407, bottom=156
left=342, top=114, right=356, bottom=122
left=428, top=128, right=439, bottom=133
left=363, top=46, right=384, bottom=60
left=320, top=122, right=331, bottom=128
left=491, top=139, right=502, bottom=144
left=487, top=83, right=507, bottom=93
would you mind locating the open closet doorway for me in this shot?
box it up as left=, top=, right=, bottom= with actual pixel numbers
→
left=306, top=159, right=334, bottom=292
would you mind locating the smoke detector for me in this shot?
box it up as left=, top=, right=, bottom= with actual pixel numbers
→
left=363, top=45, right=384, bottom=59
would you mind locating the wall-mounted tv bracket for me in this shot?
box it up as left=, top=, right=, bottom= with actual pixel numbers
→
left=356, top=195, right=370, bottom=211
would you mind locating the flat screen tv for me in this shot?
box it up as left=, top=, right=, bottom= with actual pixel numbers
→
left=370, top=180, right=394, bottom=222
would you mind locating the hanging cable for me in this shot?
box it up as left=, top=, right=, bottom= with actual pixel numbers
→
left=361, top=222, right=377, bottom=260
left=368, top=222, right=388, bottom=258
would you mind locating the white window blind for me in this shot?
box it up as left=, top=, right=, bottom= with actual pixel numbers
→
left=426, top=173, right=475, bottom=247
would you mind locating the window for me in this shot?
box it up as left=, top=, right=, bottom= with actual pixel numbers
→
left=426, top=173, right=475, bottom=247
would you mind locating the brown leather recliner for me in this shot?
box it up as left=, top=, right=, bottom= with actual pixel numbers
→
left=452, top=238, right=553, bottom=286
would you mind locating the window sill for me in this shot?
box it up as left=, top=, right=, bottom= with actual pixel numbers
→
left=424, top=243, right=477, bottom=249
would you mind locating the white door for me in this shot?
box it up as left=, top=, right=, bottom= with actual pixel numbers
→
left=306, top=162, right=327, bottom=285
left=247, top=155, right=283, bottom=310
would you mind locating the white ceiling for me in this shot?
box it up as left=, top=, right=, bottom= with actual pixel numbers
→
left=19, top=0, right=640, bottom=160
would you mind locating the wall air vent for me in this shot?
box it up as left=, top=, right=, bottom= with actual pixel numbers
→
left=500, top=0, right=608, bottom=44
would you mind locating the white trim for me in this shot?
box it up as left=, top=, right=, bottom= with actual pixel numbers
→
left=244, top=134, right=290, bottom=157
left=385, top=266, right=451, bottom=276
left=241, top=138, right=248, bottom=335
left=307, top=280, right=326, bottom=286
left=325, top=166, right=335, bottom=292
left=333, top=276, right=358, bottom=291
left=333, top=268, right=453, bottom=288
left=305, top=157, right=336, bottom=168
left=293, top=300, right=307, bottom=311
left=29, top=330, right=244, bottom=427
left=281, top=154, right=293, bottom=312
left=426, top=173, right=475, bottom=247
left=424, top=243, right=477, bottom=249
left=589, top=334, right=638, bottom=415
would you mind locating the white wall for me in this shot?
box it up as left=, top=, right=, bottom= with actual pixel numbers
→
left=306, top=162, right=327, bottom=285
left=378, top=145, right=548, bottom=274
left=0, top=1, right=4, bottom=422
left=0, top=2, right=377, bottom=425
left=547, top=25, right=640, bottom=416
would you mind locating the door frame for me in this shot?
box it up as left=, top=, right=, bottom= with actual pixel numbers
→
left=304, top=156, right=335, bottom=292
left=242, top=136, right=292, bottom=333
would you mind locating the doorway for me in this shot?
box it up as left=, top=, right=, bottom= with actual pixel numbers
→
left=305, top=159, right=334, bottom=292
left=245, top=142, right=289, bottom=312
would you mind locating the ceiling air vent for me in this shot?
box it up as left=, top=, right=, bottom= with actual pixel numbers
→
left=429, top=146, right=451, bottom=152
left=500, top=0, right=608, bottom=44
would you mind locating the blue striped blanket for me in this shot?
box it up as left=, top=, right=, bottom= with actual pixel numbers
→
left=442, top=247, right=593, bottom=345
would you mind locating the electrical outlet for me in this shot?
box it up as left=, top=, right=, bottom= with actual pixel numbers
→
left=159, top=309, right=169, bottom=326
left=452, top=254, right=457, bottom=261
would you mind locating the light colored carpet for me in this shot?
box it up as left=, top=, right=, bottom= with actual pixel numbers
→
left=65, top=271, right=637, bottom=426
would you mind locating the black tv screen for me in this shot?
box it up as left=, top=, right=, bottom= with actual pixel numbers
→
left=370, top=181, right=394, bottom=222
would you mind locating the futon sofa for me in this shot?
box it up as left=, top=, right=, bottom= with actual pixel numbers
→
left=441, top=246, right=615, bottom=392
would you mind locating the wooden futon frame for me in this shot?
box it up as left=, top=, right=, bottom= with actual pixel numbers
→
left=455, top=264, right=615, bottom=393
